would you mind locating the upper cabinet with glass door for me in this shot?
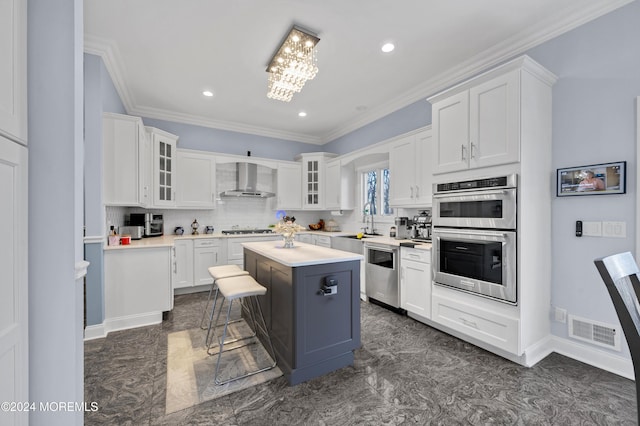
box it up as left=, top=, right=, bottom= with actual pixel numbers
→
left=296, top=152, right=337, bottom=210
left=146, top=127, right=179, bottom=208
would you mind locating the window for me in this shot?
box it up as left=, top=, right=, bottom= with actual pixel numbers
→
left=362, top=166, right=393, bottom=216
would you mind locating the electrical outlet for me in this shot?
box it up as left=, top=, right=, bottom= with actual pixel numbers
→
left=602, top=221, right=626, bottom=238
left=582, top=221, right=602, bottom=237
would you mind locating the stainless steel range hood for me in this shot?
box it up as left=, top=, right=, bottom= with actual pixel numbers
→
left=220, top=162, right=275, bottom=198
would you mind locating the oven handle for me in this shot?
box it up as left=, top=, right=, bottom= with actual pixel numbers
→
left=433, top=228, right=512, bottom=238
left=433, top=189, right=513, bottom=198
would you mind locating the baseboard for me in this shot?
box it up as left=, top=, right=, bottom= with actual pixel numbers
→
left=84, top=312, right=163, bottom=341
left=522, top=335, right=555, bottom=367
left=84, top=323, right=107, bottom=340
left=550, top=335, right=634, bottom=380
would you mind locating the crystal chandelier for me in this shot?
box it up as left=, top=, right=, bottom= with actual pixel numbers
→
left=266, top=26, right=320, bottom=102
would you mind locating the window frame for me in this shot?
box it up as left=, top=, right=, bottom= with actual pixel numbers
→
left=358, top=161, right=394, bottom=224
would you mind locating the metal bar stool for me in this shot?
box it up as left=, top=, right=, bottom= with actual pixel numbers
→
left=208, top=275, right=277, bottom=385
left=201, top=265, right=249, bottom=347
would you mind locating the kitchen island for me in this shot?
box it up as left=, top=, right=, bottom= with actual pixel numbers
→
left=242, top=240, right=363, bottom=385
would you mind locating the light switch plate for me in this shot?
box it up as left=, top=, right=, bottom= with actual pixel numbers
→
left=582, top=221, right=602, bottom=237
left=602, top=221, right=626, bottom=238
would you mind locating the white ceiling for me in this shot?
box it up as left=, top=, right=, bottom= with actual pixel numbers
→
left=84, top=0, right=631, bottom=145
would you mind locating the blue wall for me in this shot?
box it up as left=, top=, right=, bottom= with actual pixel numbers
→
left=525, top=1, right=640, bottom=349
left=141, top=117, right=320, bottom=161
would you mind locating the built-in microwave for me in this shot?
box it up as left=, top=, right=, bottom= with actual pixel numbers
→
left=432, top=174, right=517, bottom=230
left=129, top=213, right=163, bottom=237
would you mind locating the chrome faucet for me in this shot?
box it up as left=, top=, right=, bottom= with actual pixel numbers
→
left=363, top=202, right=375, bottom=235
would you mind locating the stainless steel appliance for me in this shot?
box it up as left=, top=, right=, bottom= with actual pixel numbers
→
left=432, top=174, right=517, bottom=230
left=394, top=217, right=412, bottom=240
left=365, top=243, right=400, bottom=309
left=432, top=174, right=517, bottom=304
left=219, top=162, right=275, bottom=198
left=129, top=213, right=164, bottom=237
left=411, top=210, right=432, bottom=241
left=118, top=226, right=144, bottom=240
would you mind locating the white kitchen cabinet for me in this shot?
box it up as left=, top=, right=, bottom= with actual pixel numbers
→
left=172, top=239, right=194, bottom=289
left=147, top=127, right=179, bottom=208
left=312, top=234, right=332, bottom=248
left=430, top=61, right=534, bottom=174
left=177, top=151, right=216, bottom=208
left=296, top=152, right=337, bottom=210
left=193, top=239, right=224, bottom=286
left=103, top=113, right=150, bottom=206
left=400, top=247, right=431, bottom=320
left=297, top=233, right=313, bottom=244
left=276, top=162, right=302, bottom=210
left=324, top=160, right=355, bottom=210
left=0, top=0, right=27, bottom=144
left=0, top=134, right=28, bottom=425
left=431, top=290, right=519, bottom=354
left=389, top=128, right=433, bottom=207
left=104, top=246, right=173, bottom=329
left=227, top=235, right=281, bottom=266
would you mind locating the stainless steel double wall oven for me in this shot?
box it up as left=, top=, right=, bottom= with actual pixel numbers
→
left=432, top=174, right=517, bottom=304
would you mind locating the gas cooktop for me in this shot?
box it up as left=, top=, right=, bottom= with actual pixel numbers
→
left=221, top=229, right=274, bottom=235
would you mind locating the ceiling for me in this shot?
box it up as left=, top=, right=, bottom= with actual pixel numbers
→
left=84, top=0, right=631, bottom=145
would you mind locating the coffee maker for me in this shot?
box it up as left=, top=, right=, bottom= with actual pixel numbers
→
left=394, top=217, right=412, bottom=240
left=411, top=210, right=432, bottom=241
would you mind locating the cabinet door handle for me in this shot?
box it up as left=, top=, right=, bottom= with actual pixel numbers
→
left=415, top=185, right=419, bottom=199
left=461, top=144, right=466, bottom=160
left=470, top=142, right=476, bottom=159
left=215, top=252, right=218, bottom=263
left=410, top=186, right=414, bottom=199
left=172, top=247, right=177, bottom=274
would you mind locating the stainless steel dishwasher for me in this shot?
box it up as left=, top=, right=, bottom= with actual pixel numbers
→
left=364, top=243, right=399, bottom=309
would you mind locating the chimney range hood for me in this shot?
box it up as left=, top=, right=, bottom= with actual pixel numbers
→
left=220, top=162, right=275, bottom=198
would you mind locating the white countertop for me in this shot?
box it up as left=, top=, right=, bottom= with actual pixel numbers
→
left=242, top=240, right=364, bottom=267
left=103, top=232, right=280, bottom=250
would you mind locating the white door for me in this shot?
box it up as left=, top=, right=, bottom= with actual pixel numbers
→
left=389, top=134, right=416, bottom=206
left=415, top=130, right=433, bottom=206
left=172, top=239, right=194, bottom=289
left=0, top=0, right=27, bottom=143
left=276, top=163, right=302, bottom=210
left=0, top=135, right=28, bottom=426
left=401, top=259, right=431, bottom=318
left=177, top=152, right=216, bottom=208
left=432, top=91, right=469, bottom=174
left=469, top=70, right=520, bottom=169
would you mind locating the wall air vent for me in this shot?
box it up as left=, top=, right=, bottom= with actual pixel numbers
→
left=568, top=314, right=621, bottom=351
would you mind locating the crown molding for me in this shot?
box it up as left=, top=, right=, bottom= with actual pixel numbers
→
left=84, top=0, right=632, bottom=146
left=84, top=35, right=137, bottom=113
left=129, top=105, right=325, bottom=145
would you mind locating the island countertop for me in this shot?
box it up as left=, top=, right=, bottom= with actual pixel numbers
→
left=242, top=240, right=363, bottom=267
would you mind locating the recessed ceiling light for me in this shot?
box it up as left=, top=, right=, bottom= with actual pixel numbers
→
left=298, top=111, right=307, bottom=117
left=202, top=90, right=214, bottom=97
left=381, top=42, right=395, bottom=53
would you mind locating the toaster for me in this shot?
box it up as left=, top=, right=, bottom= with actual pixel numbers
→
left=118, top=226, right=144, bottom=240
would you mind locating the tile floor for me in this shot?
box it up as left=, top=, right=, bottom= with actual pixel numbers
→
left=84, top=292, right=637, bottom=425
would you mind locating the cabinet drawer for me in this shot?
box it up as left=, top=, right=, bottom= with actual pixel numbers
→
left=401, top=247, right=430, bottom=263
left=432, top=293, right=519, bottom=354
left=314, top=235, right=331, bottom=247
left=194, top=239, right=221, bottom=248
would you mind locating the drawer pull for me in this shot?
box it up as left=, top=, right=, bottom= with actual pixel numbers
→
left=460, top=317, right=478, bottom=329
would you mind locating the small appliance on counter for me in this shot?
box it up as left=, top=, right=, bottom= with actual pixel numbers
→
left=129, top=213, right=163, bottom=237
left=411, top=210, right=432, bottom=241
left=204, top=226, right=215, bottom=234
left=119, top=226, right=144, bottom=240
left=174, top=226, right=184, bottom=235
left=394, top=217, right=412, bottom=240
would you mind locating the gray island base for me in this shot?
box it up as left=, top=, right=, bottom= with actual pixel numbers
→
left=242, top=240, right=363, bottom=386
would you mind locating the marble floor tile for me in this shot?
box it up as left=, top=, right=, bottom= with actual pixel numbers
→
left=85, top=292, right=637, bottom=425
